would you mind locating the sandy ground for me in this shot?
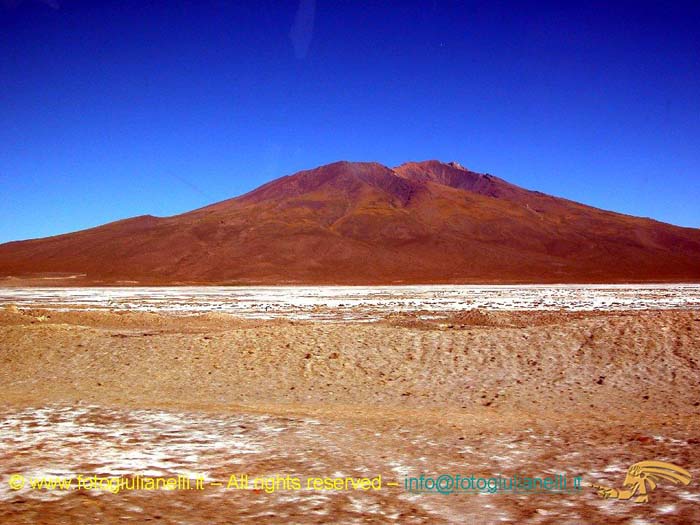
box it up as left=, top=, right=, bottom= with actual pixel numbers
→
left=1, top=307, right=699, bottom=523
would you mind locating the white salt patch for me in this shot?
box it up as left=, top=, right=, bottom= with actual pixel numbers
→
left=0, top=404, right=309, bottom=502
left=603, top=464, right=625, bottom=473
left=2, top=284, right=699, bottom=321
left=679, top=491, right=700, bottom=503
left=387, top=461, right=411, bottom=477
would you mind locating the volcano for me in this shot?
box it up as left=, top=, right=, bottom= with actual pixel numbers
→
left=1, top=160, right=699, bottom=284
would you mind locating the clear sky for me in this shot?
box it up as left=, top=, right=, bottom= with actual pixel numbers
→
left=1, top=0, right=699, bottom=243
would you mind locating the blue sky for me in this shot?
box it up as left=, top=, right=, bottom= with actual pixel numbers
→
left=1, top=0, right=699, bottom=243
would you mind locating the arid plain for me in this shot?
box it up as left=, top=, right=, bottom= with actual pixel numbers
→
left=1, top=285, right=699, bottom=524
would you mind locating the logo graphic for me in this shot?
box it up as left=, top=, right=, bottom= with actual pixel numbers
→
left=593, top=460, right=691, bottom=503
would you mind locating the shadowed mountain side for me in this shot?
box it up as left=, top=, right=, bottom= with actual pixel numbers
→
left=1, top=160, right=699, bottom=284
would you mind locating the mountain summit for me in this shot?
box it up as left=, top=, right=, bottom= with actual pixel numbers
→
left=1, top=160, right=699, bottom=284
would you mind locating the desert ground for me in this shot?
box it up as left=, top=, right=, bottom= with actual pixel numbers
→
left=1, top=286, right=699, bottom=524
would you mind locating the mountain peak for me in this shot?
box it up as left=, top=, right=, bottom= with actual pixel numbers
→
left=235, top=159, right=414, bottom=206
left=395, top=159, right=468, bottom=170
left=393, top=159, right=516, bottom=199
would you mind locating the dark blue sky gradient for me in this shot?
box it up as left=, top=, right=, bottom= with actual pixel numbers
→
left=1, top=0, right=699, bottom=242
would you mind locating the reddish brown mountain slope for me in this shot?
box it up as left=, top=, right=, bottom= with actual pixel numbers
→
left=1, top=160, right=699, bottom=284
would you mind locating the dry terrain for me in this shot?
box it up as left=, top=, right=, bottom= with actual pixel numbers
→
left=1, top=305, right=699, bottom=523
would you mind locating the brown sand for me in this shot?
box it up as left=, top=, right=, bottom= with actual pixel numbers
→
left=1, top=308, right=699, bottom=523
